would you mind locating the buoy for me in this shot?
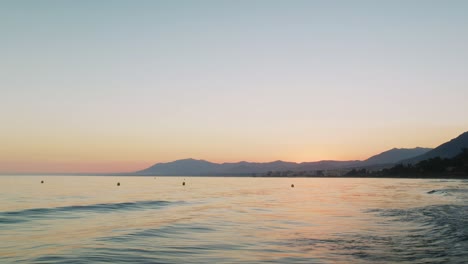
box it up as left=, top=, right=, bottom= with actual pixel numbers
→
left=182, top=181, right=185, bottom=186
left=291, top=184, right=294, bottom=188
left=117, top=182, right=120, bottom=186
left=41, top=180, right=44, bottom=184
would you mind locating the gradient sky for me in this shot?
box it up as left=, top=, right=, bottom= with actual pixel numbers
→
left=1, top=0, right=468, bottom=173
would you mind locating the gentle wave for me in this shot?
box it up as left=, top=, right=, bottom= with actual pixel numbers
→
left=27, top=204, right=468, bottom=263
left=364, top=204, right=468, bottom=262
left=2, top=177, right=467, bottom=263
left=0, top=200, right=177, bottom=224
left=427, top=188, right=468, bottom=195
left=98, top=223, right=216, bottom=242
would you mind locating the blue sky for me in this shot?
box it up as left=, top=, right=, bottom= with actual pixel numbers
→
left=1, top=1, right=467, bottom=172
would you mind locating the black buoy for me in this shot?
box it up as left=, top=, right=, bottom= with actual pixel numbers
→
left=182, top=181, right=185, bottom=186
left=117, top=182, right=120, bottom=186
left=291, top=184, right=294, bottom=188
left=41, top=180, right=44, bottom=184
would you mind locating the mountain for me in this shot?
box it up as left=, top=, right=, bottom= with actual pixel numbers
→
left=133, top=132, right=467, bottom=176
left=136, top=159, right=293, bottom=176
left=135, top=159, right=360, bottom=176
left=137, top=158, right=222, bottom=176
left=360, top=147, right=432, bottom=166
left=402, top=131, right=468, bottom=164
left=135, top=147, right=435, bottom=176
left=221, top=160, right=297, bottom=174
left=297, top=160, right=361, bottom=171
left=136, top=133, right=468, bottom=176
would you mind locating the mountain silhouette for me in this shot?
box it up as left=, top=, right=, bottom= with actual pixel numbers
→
left=361, top=147, right=432, bottom=166
left=136, top=132, right=468, bottom=176
left=401, top=131, right=468, bottom=164
left=137, top=158, right=222, bottom=176
left=136, top=159, right=302, bottom=176
left=135, top=151, right=420, bottom=176
left=135, top=148, right=427, bottom=176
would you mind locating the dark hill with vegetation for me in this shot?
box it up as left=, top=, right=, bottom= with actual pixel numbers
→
left=346, top=131, right=468, bottom=178
left=345, top=148, right=468, bottom=178
left=361, top=147, right=431, bottom=166
left=378, top=148, right=468, bottom=177
left=402, top=132, right=468, bottom=164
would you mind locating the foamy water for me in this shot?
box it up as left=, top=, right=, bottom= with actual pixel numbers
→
left=0, top=176, right=467, bottom=263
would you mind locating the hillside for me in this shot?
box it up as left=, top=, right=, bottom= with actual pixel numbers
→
left=135, top=159, right=361, bottom=176
left=361, top=147, right=432, bottom=166
left=135, top=132, right=468, bottom=176
left=402, top=132, right=468, bottom=164
left=137, top=159, right=222, bottom=176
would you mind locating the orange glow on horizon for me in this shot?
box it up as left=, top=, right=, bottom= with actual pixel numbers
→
left=1, top=126, right=466, bottom=174
left=0, top=161, right=153, bottom=174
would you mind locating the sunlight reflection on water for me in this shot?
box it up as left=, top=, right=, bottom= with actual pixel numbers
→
left=0, top=176, right=467, bottom=263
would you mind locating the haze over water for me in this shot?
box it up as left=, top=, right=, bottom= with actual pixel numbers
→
left=1, top=176, right=467, bottom=263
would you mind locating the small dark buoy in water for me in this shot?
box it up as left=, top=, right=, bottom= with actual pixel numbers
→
left=117, top=182, right=120, bottom=186
left=41, top=180, right=44, bottom=184
left=182, top=181, right=186, bottom=186
left=291, top=184, right=294, bottom=188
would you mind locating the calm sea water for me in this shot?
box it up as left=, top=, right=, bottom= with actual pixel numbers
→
left=0, top=176, right=467, bottom=263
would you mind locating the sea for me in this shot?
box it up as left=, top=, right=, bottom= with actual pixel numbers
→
left=0, top=176, right=467, bottom=263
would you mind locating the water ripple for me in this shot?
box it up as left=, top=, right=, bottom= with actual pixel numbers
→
left=0, top=200, right=177, bottom=224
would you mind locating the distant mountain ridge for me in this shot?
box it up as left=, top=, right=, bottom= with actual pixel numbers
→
left=137, top=159, right=299, bottom=176
left=401, top=132, right=468, bottom=164
left=136, top=148, right=431, bottom=176
left=136, top=159, right=363, bottom=176
left=136, top=132, right=468, bottom=176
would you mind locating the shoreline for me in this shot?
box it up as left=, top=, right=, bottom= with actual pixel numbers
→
left=2, top=174, right=467, bottom=179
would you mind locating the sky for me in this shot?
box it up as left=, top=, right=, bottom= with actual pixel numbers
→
left=1, top=0, right=468, bottom=173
